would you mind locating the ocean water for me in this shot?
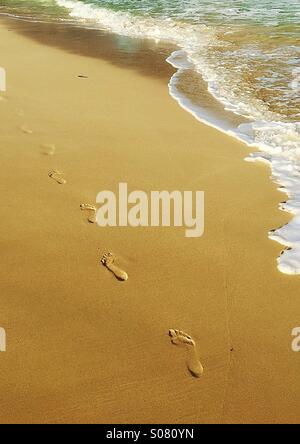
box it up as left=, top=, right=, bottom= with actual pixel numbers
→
left=1, top=0, right=300, bottom=274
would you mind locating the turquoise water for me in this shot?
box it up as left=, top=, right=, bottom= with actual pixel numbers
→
left=1, top=0, right=300, bottom=274
left=2, top=0, right=299, bottom=27
left=0, top=0, right=65, bottom=20
left=2, top=1, right=299, bottom=32
left=77, top=0, right=300, bottom=28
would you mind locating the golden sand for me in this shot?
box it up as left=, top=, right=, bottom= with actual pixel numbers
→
left=0, top=19, right=300, bottom=424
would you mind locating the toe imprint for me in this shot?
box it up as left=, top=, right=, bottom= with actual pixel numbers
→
left=169, top=329, right=195, bottom=346
left=101, top=252, right=128, bottom=282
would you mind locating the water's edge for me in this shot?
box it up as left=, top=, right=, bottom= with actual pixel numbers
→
left=1, top=3, right=300, bottom=275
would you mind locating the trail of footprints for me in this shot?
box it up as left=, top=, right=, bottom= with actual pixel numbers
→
left=15, top=108, right=204, bottom=379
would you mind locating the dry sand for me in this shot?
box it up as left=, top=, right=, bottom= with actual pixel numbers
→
left=0, top=19, right=300, bottom=424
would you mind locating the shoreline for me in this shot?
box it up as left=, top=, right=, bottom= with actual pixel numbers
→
left=0, top=17, right=300, bottom=424
left=4, top=13, right=299, bottom=276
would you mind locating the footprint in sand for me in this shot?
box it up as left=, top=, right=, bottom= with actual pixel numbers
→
left=48, top=170, right=66, bottom=185
left=41, top=144, right=56, bottom=156
left=101, top=252, right=128, bottom=282
left=20, top=125, right=33, bottom=134
left=169, top=329, right=204, bottom=378
left=80, top=203, right=97, bottom=224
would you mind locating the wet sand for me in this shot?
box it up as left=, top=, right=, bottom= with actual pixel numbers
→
left=0, top=18, right=300, bottom=424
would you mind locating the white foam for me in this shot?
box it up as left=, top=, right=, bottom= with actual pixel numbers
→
left=55, top=0, right=300, bottom=275
left=239, top=121, right=300, bottom=274
left=55, top=0, right=215, bottom=46
left=167, top=51, right=237, bottom=135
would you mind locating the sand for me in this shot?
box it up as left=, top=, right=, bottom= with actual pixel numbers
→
left=0, top=18, right=300, bottom=424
